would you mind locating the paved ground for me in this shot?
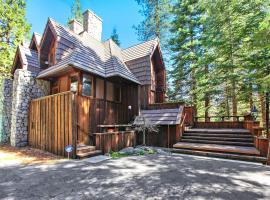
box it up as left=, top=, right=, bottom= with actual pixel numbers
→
left=0, top=154, right=270, bottom=200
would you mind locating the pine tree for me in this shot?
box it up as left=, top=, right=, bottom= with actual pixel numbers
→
left=169, top=0, right=204, bottom=113
left=110, top=27, right=121, bottom=46
left=134, top=0, right=172, bottom=46
left=0, top=0, right=31, bottom=75
left=69, top=0, right=83, bottom=24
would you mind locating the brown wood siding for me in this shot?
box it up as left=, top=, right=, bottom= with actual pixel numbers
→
left=136, top=125, right=181, bottom=148
left=29, top=92, right=77, bottom=158
left=95, top=131, right=135, bottom=154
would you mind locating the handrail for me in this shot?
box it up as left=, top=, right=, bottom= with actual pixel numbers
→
left=195, top=115, right=246, bottom=122
left=179, top=113, right=187, bottom=139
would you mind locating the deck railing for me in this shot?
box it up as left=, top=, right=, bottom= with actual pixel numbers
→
left=195, top=115, right=246, bottom=122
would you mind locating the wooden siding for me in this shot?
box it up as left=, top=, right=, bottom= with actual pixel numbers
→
left=29, top=92, right=77, bottom=157
left=136, top=125, right=181, bottom=148
left=95, top=131, right=135, bottom=153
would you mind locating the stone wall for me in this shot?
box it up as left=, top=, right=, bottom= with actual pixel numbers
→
left=0, top=78, right=13, bottom=143
left=10, top=69, right=50, bottom=147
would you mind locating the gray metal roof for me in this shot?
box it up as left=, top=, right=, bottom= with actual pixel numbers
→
left=137, top=107, right=184, bottom=125
left=37, top=19, right=140, bottom=84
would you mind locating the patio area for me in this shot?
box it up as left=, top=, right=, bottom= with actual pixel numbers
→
left=0, top=153, right=270, bottom=200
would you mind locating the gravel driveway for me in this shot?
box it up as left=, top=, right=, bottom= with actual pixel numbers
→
left=0, top=154, right=270, bottom=200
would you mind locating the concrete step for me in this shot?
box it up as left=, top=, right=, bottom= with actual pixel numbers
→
left=173, top=142, right=260, bottom=156
left=182, top=136, right=254, bottom=142
left=76, top=150, right=102, bottom=159
left=172, top=148, right=267, bottom=164
left=180, top=139, right=254, bottom=146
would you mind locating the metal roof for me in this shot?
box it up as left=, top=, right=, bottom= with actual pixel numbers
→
left=37, top=19, right=140, bottom=84
left=136, top=107, right=184, bottom=125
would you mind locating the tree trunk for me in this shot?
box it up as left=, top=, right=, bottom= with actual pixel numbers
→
left=249, top=83, right=253, bottom=110
left=232, top=79, right=238, bottom=120
left=204, top=66, right=210, bottom=121
left=225, top=83, right=230, bottom=117
left=259, top=92, right=266, bottom=127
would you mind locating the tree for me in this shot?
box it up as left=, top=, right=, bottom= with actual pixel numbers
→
left=133, top=0, right=172, bottom=47
left=110, top=27, right=121, bottom=46
left=169, top=0, right=204, bottom=114
left=0, top=0, right=31, bottom=76
left=133, top=115, right=158, bottom=146
left=68, top=0, right=83, bottom=24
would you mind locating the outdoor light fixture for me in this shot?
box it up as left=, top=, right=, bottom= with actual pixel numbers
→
left=251, top=105, right=258, bottom=120
left=128, top=105, right=132, bottom=110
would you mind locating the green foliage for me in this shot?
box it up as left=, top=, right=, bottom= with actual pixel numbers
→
left=68, top=0, right=83, bottom=24
left=0, top=0, right=31, bottom=75
left=133, top=0, right=173, bottom=48
left=110, top=27, right=121, bottom=46
left=167, top=0, right=269, bottom=122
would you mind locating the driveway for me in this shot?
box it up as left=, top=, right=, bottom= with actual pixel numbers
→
left=0, top=154, right=270, bottom=200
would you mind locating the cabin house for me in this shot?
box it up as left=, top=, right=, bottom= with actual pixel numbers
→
left=11, top=9, right=187, bottom=158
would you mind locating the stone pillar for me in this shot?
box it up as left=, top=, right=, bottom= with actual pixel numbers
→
left=0, top=78, right=13, bottom=143
left=10, top=69, right=50, bottom=147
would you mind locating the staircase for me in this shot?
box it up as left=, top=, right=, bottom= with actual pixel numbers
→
left=76, top=144, right=102, bottom=159
left=173, top=128, right=267, bottom=163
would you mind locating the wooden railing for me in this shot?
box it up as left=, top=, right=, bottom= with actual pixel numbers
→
left=194, top=115, right=246, bottom=122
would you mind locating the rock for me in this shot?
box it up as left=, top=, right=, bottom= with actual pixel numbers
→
left=119, top=147, right=134, bottom=155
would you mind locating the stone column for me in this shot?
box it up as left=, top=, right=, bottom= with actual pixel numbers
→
left=10, top=69, right=50, bottom=147
left=0, top=78, right=13, bottom=143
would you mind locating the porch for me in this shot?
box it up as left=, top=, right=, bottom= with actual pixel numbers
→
left=28, top=91, right=138, bottom=158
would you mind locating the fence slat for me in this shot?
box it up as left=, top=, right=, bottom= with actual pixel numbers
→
left=28, top=92, right=75, bottom=157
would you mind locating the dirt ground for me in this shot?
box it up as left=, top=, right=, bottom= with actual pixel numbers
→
left=0, top=145, right=63, bottom=165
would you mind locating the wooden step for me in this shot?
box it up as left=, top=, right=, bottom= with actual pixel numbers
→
left=173, top=142, right=260, bottom=156
left=185, top=128, right=250, bottom=134
left=76, top=150, right=102, bottom=159
left=183, top=133, right=253, bottom=138
left=172, top=148, right=267, bottom=164
left=77, top=145, right=96, bottom=154
left=182, top=136, right=254, bottom=142
left=180, top=139, right=254, bottom=146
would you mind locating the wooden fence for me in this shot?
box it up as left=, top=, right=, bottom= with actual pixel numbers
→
left=28, top=92, right=77, bottom=158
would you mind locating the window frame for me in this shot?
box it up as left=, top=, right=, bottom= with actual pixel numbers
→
left=81, top=73, right=93, bottom=97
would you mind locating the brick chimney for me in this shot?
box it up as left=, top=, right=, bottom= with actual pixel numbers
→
left=69, top=19, right=84, bottom=34
left=83, top=9, right=102, bottom=41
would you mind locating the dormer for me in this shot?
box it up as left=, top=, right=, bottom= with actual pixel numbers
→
left=39, top=20, right=57, bottom=68
left=29, top=32, right=41, bottom=52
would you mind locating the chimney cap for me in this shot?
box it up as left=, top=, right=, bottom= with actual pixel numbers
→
left=83, top=9, right=102, bottom=22
left=68, top=18, right=83, bottom=25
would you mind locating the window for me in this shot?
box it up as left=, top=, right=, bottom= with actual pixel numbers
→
left=96, top=78, right=104, bottom=99
left=70, top=76, right=78, bottom=93
left=82, top=74, right=92, bottom=96
left=106, top=81, right=121, bottom=102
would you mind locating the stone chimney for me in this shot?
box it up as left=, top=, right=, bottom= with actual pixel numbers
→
left=83, top=9, right=102, bottom=41
left=69, top=19, right=84, bottom=34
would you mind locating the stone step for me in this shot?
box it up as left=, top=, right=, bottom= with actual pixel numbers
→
left=76, top=145, right=96, bottom=154
left=76, top=150, right=102, bottom=159
left=172, top=148, right=267, bottom=164
left=183, top=133, right=254, bottom=138
left=182, top=136, right=254, bottom=142
left=173, top=142, right=260, bottom=156
left=180, top=139, right=254, bottom=146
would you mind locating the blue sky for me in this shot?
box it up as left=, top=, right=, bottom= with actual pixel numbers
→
left=26, top=0, right=143, bottom=48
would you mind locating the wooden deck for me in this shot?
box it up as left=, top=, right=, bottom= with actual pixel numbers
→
left=185, top=128, right=250, bottom=134
left=173, top=142, right=260, bottom=156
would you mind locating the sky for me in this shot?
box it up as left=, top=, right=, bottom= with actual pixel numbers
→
left=26, top=0, right=143, bottom=48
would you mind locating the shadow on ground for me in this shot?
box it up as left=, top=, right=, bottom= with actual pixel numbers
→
left=0, top=154, right=270, bottom=200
